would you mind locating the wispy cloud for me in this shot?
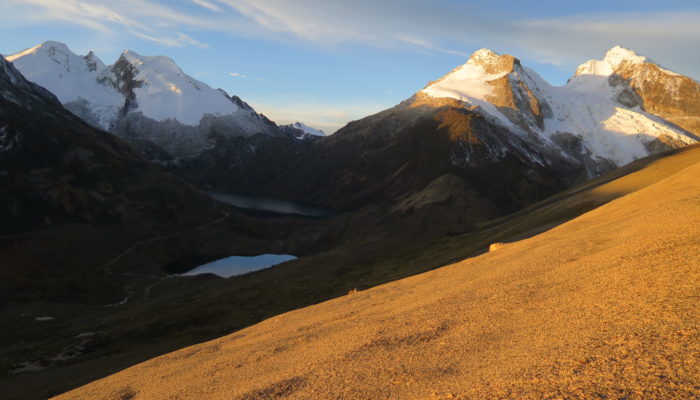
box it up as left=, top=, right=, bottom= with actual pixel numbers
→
left=3, top=0, right=700, bottom=77
left=213, top=1, right=700, bottom=77
left=191, top=0, right=221, bottom=13
left=1, top=0, right=219, bottom=48
left=215, top=0, right=476, bottom=54
left=229, top=72, right=247, bottom=78
left=394, top=36, right=468, bottom=57
left=506, top=12, right=700, bottom=75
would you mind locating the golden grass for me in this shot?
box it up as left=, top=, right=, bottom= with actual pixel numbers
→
left=56, top=151, right=700, bottom=399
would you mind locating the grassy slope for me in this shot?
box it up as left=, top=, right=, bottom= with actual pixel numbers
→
left=3, top=145, right=700, bottom=399
left=58, top=141, right=700, bottom=399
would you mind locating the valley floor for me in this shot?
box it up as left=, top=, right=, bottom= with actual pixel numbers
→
left=55, top=149, right=700, bottom=398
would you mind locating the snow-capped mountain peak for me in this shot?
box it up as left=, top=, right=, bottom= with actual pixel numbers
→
left=112, top=49, right=240, bottom=125
left=466, top=48, right=518, bottom=74
left=574, top=45, right=676, bottom=79
left=6, top=41, right=107, bottom=77
left=603, top=45, right=648, bottom=68
left=6, top=41, right=123, bottom=129
left=421, top=49, right=511, bottom=108
left=419, top=46, right=697, bottom=175
left=420, top=48, right=542, bottom=133
left=467, top=48, right=500, bottom=65
left=83, top=50, right=106, bottom=72
left=290, top=122, right=325, bottom=137
left=6, top=41, right=69, bottom=63
left=280, top=122, right=326, bottom=140
left=6, top=41, right=280, bottom=158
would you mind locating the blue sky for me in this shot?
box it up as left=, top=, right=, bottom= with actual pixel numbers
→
left=2, top=0, right=699, bottom=133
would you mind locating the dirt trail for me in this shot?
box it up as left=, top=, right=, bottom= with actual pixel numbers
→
left=101, top=209, right=230, bottom=306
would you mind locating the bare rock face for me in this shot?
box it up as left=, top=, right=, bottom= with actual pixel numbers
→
left=609, top=76, right=642, bottom=108
left=472, top=51, right=549, bottom=130
left=425, top=49, right=549, bottom=133
left=615, top=62, right=700, bottom=136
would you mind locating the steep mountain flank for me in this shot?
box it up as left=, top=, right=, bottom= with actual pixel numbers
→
left=0, top=57, right=287, bottom=304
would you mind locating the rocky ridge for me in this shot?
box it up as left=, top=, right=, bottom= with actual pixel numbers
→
left=6, top=41, right=280, bottom=159
left=421, top=46, right=698, bottom=176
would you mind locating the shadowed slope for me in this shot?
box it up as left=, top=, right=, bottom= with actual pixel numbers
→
left=57, top=147, right=700, bottom=399
left=0, top=57, right=294, bottom=304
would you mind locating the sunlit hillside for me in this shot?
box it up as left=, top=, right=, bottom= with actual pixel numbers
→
left=57, top=147, right=700, bottom=399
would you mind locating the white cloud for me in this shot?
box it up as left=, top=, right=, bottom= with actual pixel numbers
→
left=4, top=0, right=699, bottom=78
left=0, top=0, right=219, bottom=48
left=191, top=0, right=221, bottom=12
left=504, top=12, right=700, bottom=78
left=213, top=1, right=700, bottom=78
left=229, top=72, right=247, bottom=78
left=215, top=0, right=476, bottom=54
left=394, top=36, right=468, bottom=57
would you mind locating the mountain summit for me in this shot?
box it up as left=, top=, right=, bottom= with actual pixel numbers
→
left=280, top=122, right=326, bottom=140
left=579, top=45, right=700, bottom=135
left=6, top=41, right=279, bottom=159
left=576, top=45, right=651, bottom=76
left=420, top=46, right=697, bottom=174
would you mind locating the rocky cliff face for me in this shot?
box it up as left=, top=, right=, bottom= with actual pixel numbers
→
left=601, top=47, right=700, bottom=136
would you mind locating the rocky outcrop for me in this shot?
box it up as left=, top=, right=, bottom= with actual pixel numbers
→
left=470, top=50, right=550, bottom=131
left=615, top=60, right=700, bottom=136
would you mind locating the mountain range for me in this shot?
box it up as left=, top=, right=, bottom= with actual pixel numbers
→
left=4, top=38, right=700, bottom=309
left=193, top=45, right=699, bottom=234
left=8, top=42, right=698, bottom=178
left=6, top=41, right=297, bottom=160
left=2, top=41, right=700, bottom=399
